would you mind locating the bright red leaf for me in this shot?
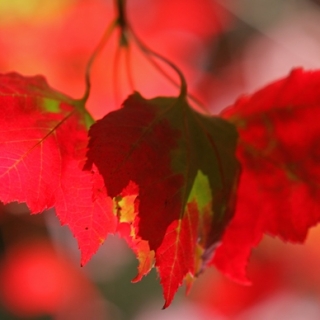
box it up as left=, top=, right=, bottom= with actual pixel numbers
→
left=85, top=92, right=239, bottom=307
left=214, top=68, right=320, bottom=282
left=0, top=72, right=117, bottom=264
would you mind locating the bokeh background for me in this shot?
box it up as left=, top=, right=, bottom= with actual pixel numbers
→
left=1, top=0, right=320, bottom=319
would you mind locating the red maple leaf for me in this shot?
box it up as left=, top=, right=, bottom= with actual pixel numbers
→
left=85, top=92, right=239, bottom=307
left=0, top=72, right=117, bottom=264
left=213, top=68, right=320, bottom=282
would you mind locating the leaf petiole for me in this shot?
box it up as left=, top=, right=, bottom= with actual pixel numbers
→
left=128, top=26, right=188, bottom=100
left=81, top=18, right=118, bottom=104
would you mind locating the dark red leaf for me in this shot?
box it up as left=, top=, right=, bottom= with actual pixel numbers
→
left=85, top=92, right=239, bottom=306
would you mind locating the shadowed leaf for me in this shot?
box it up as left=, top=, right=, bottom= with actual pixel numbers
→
left=85, top=92, right=239, bottom=306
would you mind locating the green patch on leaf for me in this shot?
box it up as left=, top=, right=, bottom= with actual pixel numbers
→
left=188, top=170, right=211, bottom=210
left=42, top=98, right=60, bottom=113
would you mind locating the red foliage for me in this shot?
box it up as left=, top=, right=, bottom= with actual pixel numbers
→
left=2, top=66, right=320, bottom=307
left=85, top=92, right=239, bottom=307
left=214, top=69, right=320, bottom=282
left=0, top=73, right=116, bottom=264
left=1, top=0, right=320, bottom=310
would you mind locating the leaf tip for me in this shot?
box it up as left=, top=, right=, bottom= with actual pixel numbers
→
left=162, top=300, right=170, bottom=310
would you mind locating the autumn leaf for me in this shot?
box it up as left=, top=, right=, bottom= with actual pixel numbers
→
left=85, top=92, right=239, bottom=307
left=114, top=180, right=155, bottom=283
left=213, top=68, right=320, bottom=282
left=0, top=72, right=117, bottom=264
